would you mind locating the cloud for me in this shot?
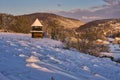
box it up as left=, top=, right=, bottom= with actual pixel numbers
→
left=90, top=5, right=109, bottom=11
left=103, top=0, right=120, bottom=5
left=56, top=8, right=103, bottom=22
left=55, top=0, right=120, bottom=22
left=57, top=4, right=62, bottom=7
left=82, top=16, right=102, bottom=20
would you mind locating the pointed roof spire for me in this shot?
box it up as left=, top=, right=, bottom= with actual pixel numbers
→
left=31, top=18, right=43, bottom=27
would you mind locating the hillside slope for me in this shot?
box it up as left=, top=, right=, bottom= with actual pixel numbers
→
left=23, top=13, right=84, bottom=29
left=0, top=32, right=120, bottom=80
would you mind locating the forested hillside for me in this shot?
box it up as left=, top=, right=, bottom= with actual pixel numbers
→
left=0, top=13, right=84, bottom=33
left=73, top=19, right=120, bottom=56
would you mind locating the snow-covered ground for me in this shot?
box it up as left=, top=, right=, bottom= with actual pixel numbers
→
left=98, top=38, right=120, bottom=61
left=0, top=32, right=120, bottom=80
left=109, top=44, right=120, bottom=61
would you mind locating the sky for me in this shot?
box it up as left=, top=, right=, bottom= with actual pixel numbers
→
left=0, top=0, right=120, bottom=22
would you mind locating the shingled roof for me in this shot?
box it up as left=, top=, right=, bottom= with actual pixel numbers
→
left=31, top=18, right=43, bottom=27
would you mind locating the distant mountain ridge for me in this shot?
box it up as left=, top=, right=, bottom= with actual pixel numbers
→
left=76, top=19, right=120, bottom=40
left=77, top=19, right=120, bottom=31
left=0, top=13, right=84, bottom=33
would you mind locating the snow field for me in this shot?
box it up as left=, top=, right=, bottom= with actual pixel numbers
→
left=0, top=32, right=120, bottom=80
